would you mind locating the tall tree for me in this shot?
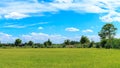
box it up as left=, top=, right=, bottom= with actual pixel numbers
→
left=15, top=39, right=22, bottom=46
left=80, top=36, right=90, bottom=44
left=44, top=39, right=52, bottom=47
left=64, top=39, right=70, bottom=45
left=28, top=41, right=34, bottom=46
left=98, top=23, right=117, bottom=40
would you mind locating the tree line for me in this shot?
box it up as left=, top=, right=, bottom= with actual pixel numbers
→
left=0, top=23, right=120, bottom=49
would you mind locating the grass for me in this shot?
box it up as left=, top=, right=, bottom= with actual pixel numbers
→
left=0, top=48, right=120, bottom=68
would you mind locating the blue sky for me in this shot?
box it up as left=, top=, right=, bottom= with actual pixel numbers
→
left=0, top=0, right=120, bottom=43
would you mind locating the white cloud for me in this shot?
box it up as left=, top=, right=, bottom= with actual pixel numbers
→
left=0, top=0, right=111, bottom=20
left=87, top=35, right=100, bottom=42
left=115, top=34, right=120, bottom=39
left=4, top=12, right=29, bottom=19
left=0, top=1, right=58, bottom=19
left=65, top=27, right=79, bottom=32
left=0, top=16, right=2, bottom=19
left=100, top=11, right=120, bottom=22
left=0, top=0, right=120, bottom=21
left=4, top=25, right=26, bottom=28
left=0, top=32, right=100, bottom=43
left=54, top=0, right=73, bottom=3
left=82, top=29, right=93, bottom=33
left=3, top=22, right=48, bottom=28
left=21, top=32, right=100, bottom=43
left=38, top=27, right=43, bottom=30
left=21, top=32, right=67, bottom=43
left=0, top=32, right=16, bottom=43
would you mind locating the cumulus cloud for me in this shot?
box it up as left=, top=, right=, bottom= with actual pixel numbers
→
left=100, top=11, right=120, bottom=22
left=0, top=32, right=16, bottom=43
left=65, top=27, right=79, bottom=32
left=82, top=29, right=93, bottom=33
left=0, top=0, right=120, bottom=22
left=0, top=32, right=100, bottom=43
left=4, top=12, right=29, bottom=19
left=19, top=32, right=100, bottom=43
left=21, top=32, right=67, bottom=43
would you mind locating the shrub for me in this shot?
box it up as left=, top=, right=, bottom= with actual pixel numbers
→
left=88, top=41, right=94, bottom=48
left=105, top=40, right=112, bottom=49
left=95, top=42, right=101, bottom=48
left=100, top=39, right=108, bottom=48
left=112, top=39, right=120, bottom=49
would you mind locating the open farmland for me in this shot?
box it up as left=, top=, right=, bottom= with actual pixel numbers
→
left=0, top=48, right=120, bottom=68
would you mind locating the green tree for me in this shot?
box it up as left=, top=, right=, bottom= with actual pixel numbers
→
left=98, top=23, right=117, bottom=40
left=64, top=39, right=70, bottom=45
left=70, top=41, right=79, bottom=45
left=0, top=41, right=2, bottom=47
left=89, top=41, right=94, bottom=48
left=80, top=36, right=90, bottom=44
left=80, top=36, right=90, bottom=48
left=15, top=39, right=22, bottom=46
left=28, top=41, right=34, bottom=46
left=99, top=23, right=117, bottom=48
left=44, top=39, right=52, bottom=47
left=100, top=39, right=108, bottom=48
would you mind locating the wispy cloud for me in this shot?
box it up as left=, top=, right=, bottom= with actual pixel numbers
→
left=65, top=27, right=79, bottom=32
left=82, top=29, right=93, bottom=33
left=4, top=25, right=26, bottom=28
left=3, top=22, right=48, bottom=28
left=0, top=0, right=120, bottom=22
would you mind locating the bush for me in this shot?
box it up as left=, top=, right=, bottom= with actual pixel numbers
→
left=112, top=39, right=120, bottom=49
left=0, top=44, right=3, bottom=47
left=105, top=40, right=112, bottom=49
left=95, top=42, right=101, bottom=48
left=80, top=36, right=90, bottom=44
left=44, top=39, right=52, bottom=48
left=100, top=39, right=108, bottom=48
left=82, top=44, right=89, bottom=48
left=88, top=41, right=94, bottom=48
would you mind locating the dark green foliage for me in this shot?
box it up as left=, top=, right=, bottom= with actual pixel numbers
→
left=28, top=41, right=34, bottom=46
left=98, top=23, right=118, bottom=49
left=82, top=44, right=88, bottom=48
left=62, top=44, right=66, bottom=48
left=111, top=39, right=120, bottom=49
left=80, top=36, right=90, bottom=44
left=95, top=42, right=101, bottom=48
left=105, top=40, right=112, bottom=49
left=63, top=40, right=79, bottom=48
left=70, top=41, right=79, bottom=45
left=0, top=41, right=2, bottom=47
left=15, top=39, right=22, bottom=46
left=44, top=39, right=52, bottom=48
left=32, top=43, right=43, bottom=48
left=80, top=36, right=90, bottom=48
left=0, top=44, right=2, bottom=47
left=64, top=39, right=70, bottom=45
left=89, top=41, right=94, bottom=48
left=100, top=39, right=108, bottom=48
left=98, top=23, right=117, bottom=40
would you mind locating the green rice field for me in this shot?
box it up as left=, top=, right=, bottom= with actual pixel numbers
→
left=0, top=48, right=120, bottom=68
